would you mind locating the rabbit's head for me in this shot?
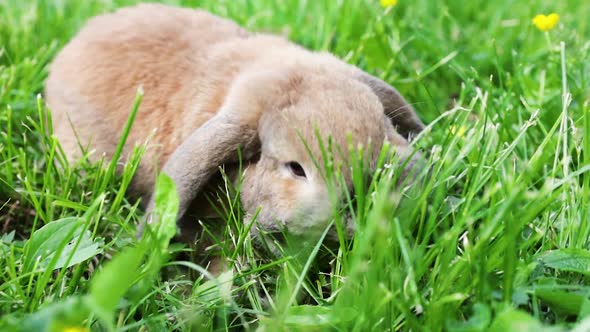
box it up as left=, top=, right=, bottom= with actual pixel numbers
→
left=147, top=62, right=425, bottom=245
left=239, top=72, right=419, bottom=242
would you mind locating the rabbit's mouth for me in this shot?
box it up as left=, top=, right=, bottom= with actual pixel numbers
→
left=247, top=214, right=356, bottom=256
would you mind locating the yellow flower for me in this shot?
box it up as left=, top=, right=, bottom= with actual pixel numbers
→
left=532, top=13, right=559, bottom=32
left=63, top=327, right=89, bottom=332
left=449, top=125, right=467, bottom=138
left=380, top=0, right=398, bottom=8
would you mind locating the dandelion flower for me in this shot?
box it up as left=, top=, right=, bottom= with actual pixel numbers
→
left=532, top=13, right=559, bottom=32
left=449, top=125, right=467, bottom=138
left=63, top=327, right=89, bottom=332
left=380, top=0, right=398, bottom=8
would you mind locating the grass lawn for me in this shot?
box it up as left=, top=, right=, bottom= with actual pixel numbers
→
left=1, top=0, right=590, bottom=331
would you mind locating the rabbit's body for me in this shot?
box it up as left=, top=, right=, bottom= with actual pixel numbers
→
left=48, top=4, right=254, bottom=194
left=46, top=3, right=424, bottom=241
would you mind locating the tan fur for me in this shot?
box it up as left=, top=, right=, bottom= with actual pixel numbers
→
left=45, top=3, right=425, bottom=242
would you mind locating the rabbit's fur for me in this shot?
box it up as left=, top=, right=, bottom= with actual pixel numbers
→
left=46, top=3, right=424, bottom=242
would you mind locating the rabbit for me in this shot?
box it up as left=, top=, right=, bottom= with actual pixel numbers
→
left=45, top=3, right=425, bottom=246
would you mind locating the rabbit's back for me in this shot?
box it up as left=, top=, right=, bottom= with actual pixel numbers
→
left=46, top=4, right=249, bottom=194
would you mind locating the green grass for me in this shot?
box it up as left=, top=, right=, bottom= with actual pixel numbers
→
left=1, top=0, right=590, bottom=331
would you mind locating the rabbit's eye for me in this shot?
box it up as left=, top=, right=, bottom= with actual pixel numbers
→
left=286, top=161, right=306, bottom=178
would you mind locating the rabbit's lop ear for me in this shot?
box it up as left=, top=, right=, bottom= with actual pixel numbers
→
left=356, top=72, right=425, bottom=140
left=144, top=68, right=295, bottom=224
left=145, top=112, right=259, bottom=223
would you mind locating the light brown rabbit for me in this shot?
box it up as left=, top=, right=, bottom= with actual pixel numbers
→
left=46, top=3, right=424, bottom=243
